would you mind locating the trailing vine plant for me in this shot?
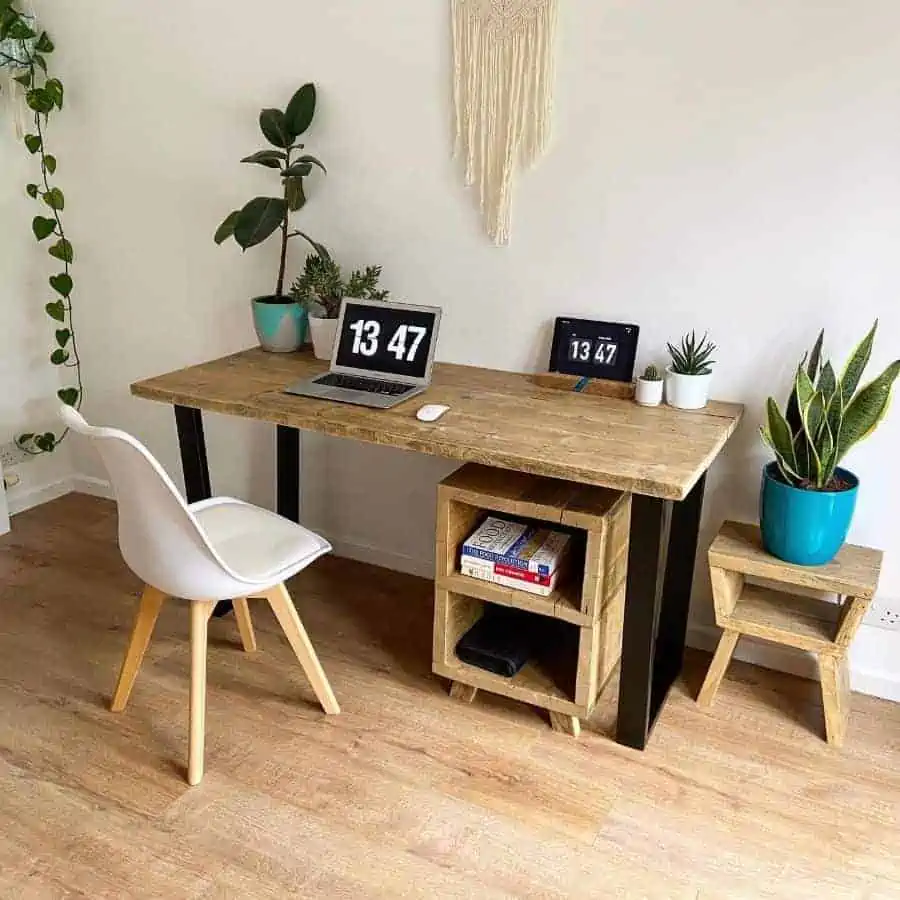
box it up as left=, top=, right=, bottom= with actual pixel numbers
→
left=1, top=1, right=80, bottom=453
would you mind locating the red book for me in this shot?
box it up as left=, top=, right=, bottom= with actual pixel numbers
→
left=492, top=562, right=553, bottom=586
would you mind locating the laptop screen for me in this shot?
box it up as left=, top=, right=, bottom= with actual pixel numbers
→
left=333, top=300, right=441, bottom=382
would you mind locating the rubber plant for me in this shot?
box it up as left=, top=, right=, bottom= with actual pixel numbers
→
left=1, top=1, right=80, bottom=453
left=214, top=83, right=328, bottom=298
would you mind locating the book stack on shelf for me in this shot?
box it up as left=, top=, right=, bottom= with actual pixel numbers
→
left=460, top=517, right=571, bottom=597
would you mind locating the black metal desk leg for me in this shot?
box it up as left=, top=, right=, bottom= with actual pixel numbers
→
left=616, top=475, right=708, bottom=751
left=174, top=405, right=211, bottom=503
left=657, top=474, right=707, bottom=686
left=616, top=495, right=672, bottom=750
left=276, top=425, right=300, bottom=523
left=173, top=405, right=231, bottom=618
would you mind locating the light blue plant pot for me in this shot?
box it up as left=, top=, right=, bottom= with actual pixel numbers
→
left=759, top=462, right=859, bottom=566
left=251, top=296, right=307, bottom=353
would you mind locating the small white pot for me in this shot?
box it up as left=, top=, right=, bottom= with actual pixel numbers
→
left=634, top=377, right=664, bottom=407
left=308, top=315, right=338, bottom=361
left=665, top=367, right=712, bottom=410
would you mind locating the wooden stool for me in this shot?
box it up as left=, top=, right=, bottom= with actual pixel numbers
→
left=433, top=464, right=630, bottom=736
left=697, top=521, right=882, bottom=747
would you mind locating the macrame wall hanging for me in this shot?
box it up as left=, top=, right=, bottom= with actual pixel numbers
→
left=0, top=5, right=36, bottom=137
left=452, top=0, right=559, bottom=245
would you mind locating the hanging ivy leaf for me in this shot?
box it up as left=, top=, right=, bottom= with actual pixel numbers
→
left=35, top=31, right=54, bottom=53
left=26, top=88, right=54, bottom=115
left=15, top=72, right=31, bottom=88
left=43, top=188, right=65, bottom=211
left=34, top=433, right=56, bottom=453
left=45, top=300, right=66, bottom=322
left=45, top=79, right=64, bottom=109
left=50, top=349, right=69, bottom=365
left=49, top=273, right=73, bottom=296
left=26, top=183, right=39, bottom=198
left=24, top=134, right=42, bottom=154
left=32, top=54, right=46, bottom=73
left=57, top=388, right=79, bottom=407
left=44, top=155, right=57, bottom=174
left=49, top=238, right=74, bottom=263
left=6, top=17, right=34, bottom=39
left=32, top=216, right=57, bottom=241
left=55, top=329, right=71, bottom=347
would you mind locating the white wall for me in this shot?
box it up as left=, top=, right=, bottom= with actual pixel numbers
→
left=0, top=111, right=74, bottom=513
left=26, top=1, right=900, bottom=692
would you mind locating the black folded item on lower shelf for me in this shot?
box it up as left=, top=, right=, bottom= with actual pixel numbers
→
left=455, top=607, right=540, bottom=678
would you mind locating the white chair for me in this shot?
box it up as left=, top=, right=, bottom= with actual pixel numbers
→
left=60, top=406, right=340, bottom=785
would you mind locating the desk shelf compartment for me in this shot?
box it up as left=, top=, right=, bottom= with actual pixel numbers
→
left=433, top=464, right=631, bottom=735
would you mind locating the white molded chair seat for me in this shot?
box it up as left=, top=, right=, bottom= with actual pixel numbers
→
left=60, top=405, right=340, bottom=786
left=189, top=497, right=330, bottom=586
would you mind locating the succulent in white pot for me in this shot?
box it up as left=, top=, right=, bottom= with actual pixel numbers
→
left=291, top=252, right=390, bottom=360
left=635, top=364, right=664, bottom=407
left=665, top=331, right=717, bottom=410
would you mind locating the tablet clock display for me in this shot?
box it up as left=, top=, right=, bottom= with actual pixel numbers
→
left=549, top=318, right=640, bottom=382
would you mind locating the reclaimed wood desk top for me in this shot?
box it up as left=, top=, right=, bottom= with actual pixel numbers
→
left=131, top=348, right=744, bottom=500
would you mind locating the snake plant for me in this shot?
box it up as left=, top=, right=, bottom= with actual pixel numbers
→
left=761, top=322, right=900, bottom=490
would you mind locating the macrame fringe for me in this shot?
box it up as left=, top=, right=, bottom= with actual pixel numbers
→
left=2, top=73, right=29, bottom=138
left=452, top=0, right=558, bottom=245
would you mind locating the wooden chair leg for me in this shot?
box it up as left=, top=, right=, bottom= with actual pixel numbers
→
left=549, top=712, right=581, bottom=737
left=819, top=653, right=850, bottom=748
left=697, top=628, right=740, bottom=709
left=110, top=585, right=167, bottom=713
left=265, top=583, right=340, bottom=715
left=233, top=598, right=257, bottom=652
left=188, top=600, right=215, bottom=786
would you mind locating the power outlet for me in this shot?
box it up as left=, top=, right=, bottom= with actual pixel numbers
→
left=0, top=441, right=31, bottom=469
left=864, top=598, right=900, bottom=632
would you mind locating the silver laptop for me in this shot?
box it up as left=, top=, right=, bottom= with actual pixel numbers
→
left=285, top=298, right=442, bottom=409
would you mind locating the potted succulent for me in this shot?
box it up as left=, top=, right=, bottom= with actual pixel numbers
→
left=214, top=83, right=327, bottom=352
left=665, top=331, right=717, bottom=410
left=635, top=364, right=664, bottom=407
left=291, top=253, right=390, bottom=360
left=760, top=323, right=899, bottom=565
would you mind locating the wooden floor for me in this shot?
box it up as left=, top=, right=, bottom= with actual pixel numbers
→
left=1, top=495, right=899, bottom=899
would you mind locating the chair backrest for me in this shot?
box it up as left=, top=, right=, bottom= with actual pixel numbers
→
left=60, top=406, right=246, bottom=599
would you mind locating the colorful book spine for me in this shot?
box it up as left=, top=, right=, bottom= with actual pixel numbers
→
left=460, top=557, right=560, bottom=597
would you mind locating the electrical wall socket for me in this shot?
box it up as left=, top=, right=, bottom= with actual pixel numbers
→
left=0, top=441, right=31, bottom=469
left=864, top=598, right=900, bottom=632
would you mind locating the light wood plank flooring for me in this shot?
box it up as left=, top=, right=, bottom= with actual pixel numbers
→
left=1, top=494, right=898, bottom=899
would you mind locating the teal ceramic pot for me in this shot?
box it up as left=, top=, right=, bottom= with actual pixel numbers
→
left=759, top=462, right=859, bottom=566
left=251, top=296, right=307, bottom=353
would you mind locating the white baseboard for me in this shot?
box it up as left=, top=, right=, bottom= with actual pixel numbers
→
left=320, top=531, right=434, bottom=580
left=688, top=623, right=900, bottom=703
left=8, top=474, right=113, bottom=516
left=10, top=483, right=899, bottom=705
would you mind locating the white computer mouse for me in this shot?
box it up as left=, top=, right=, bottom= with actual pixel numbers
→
left=416, top=404, right=450, bottom=423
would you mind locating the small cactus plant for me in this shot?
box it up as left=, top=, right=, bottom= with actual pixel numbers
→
left=641, top=364, right=662, bottom=381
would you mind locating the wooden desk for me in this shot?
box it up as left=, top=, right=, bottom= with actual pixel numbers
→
left=132, top=348, right=744, bottom=749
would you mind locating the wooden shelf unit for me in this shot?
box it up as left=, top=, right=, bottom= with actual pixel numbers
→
left=698, top=521, right=883, bottom=748
left=433, top=464, right=631, bottom=735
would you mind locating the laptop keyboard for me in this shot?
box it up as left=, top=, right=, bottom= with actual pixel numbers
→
left=316, top=373, right=412, bottom=396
